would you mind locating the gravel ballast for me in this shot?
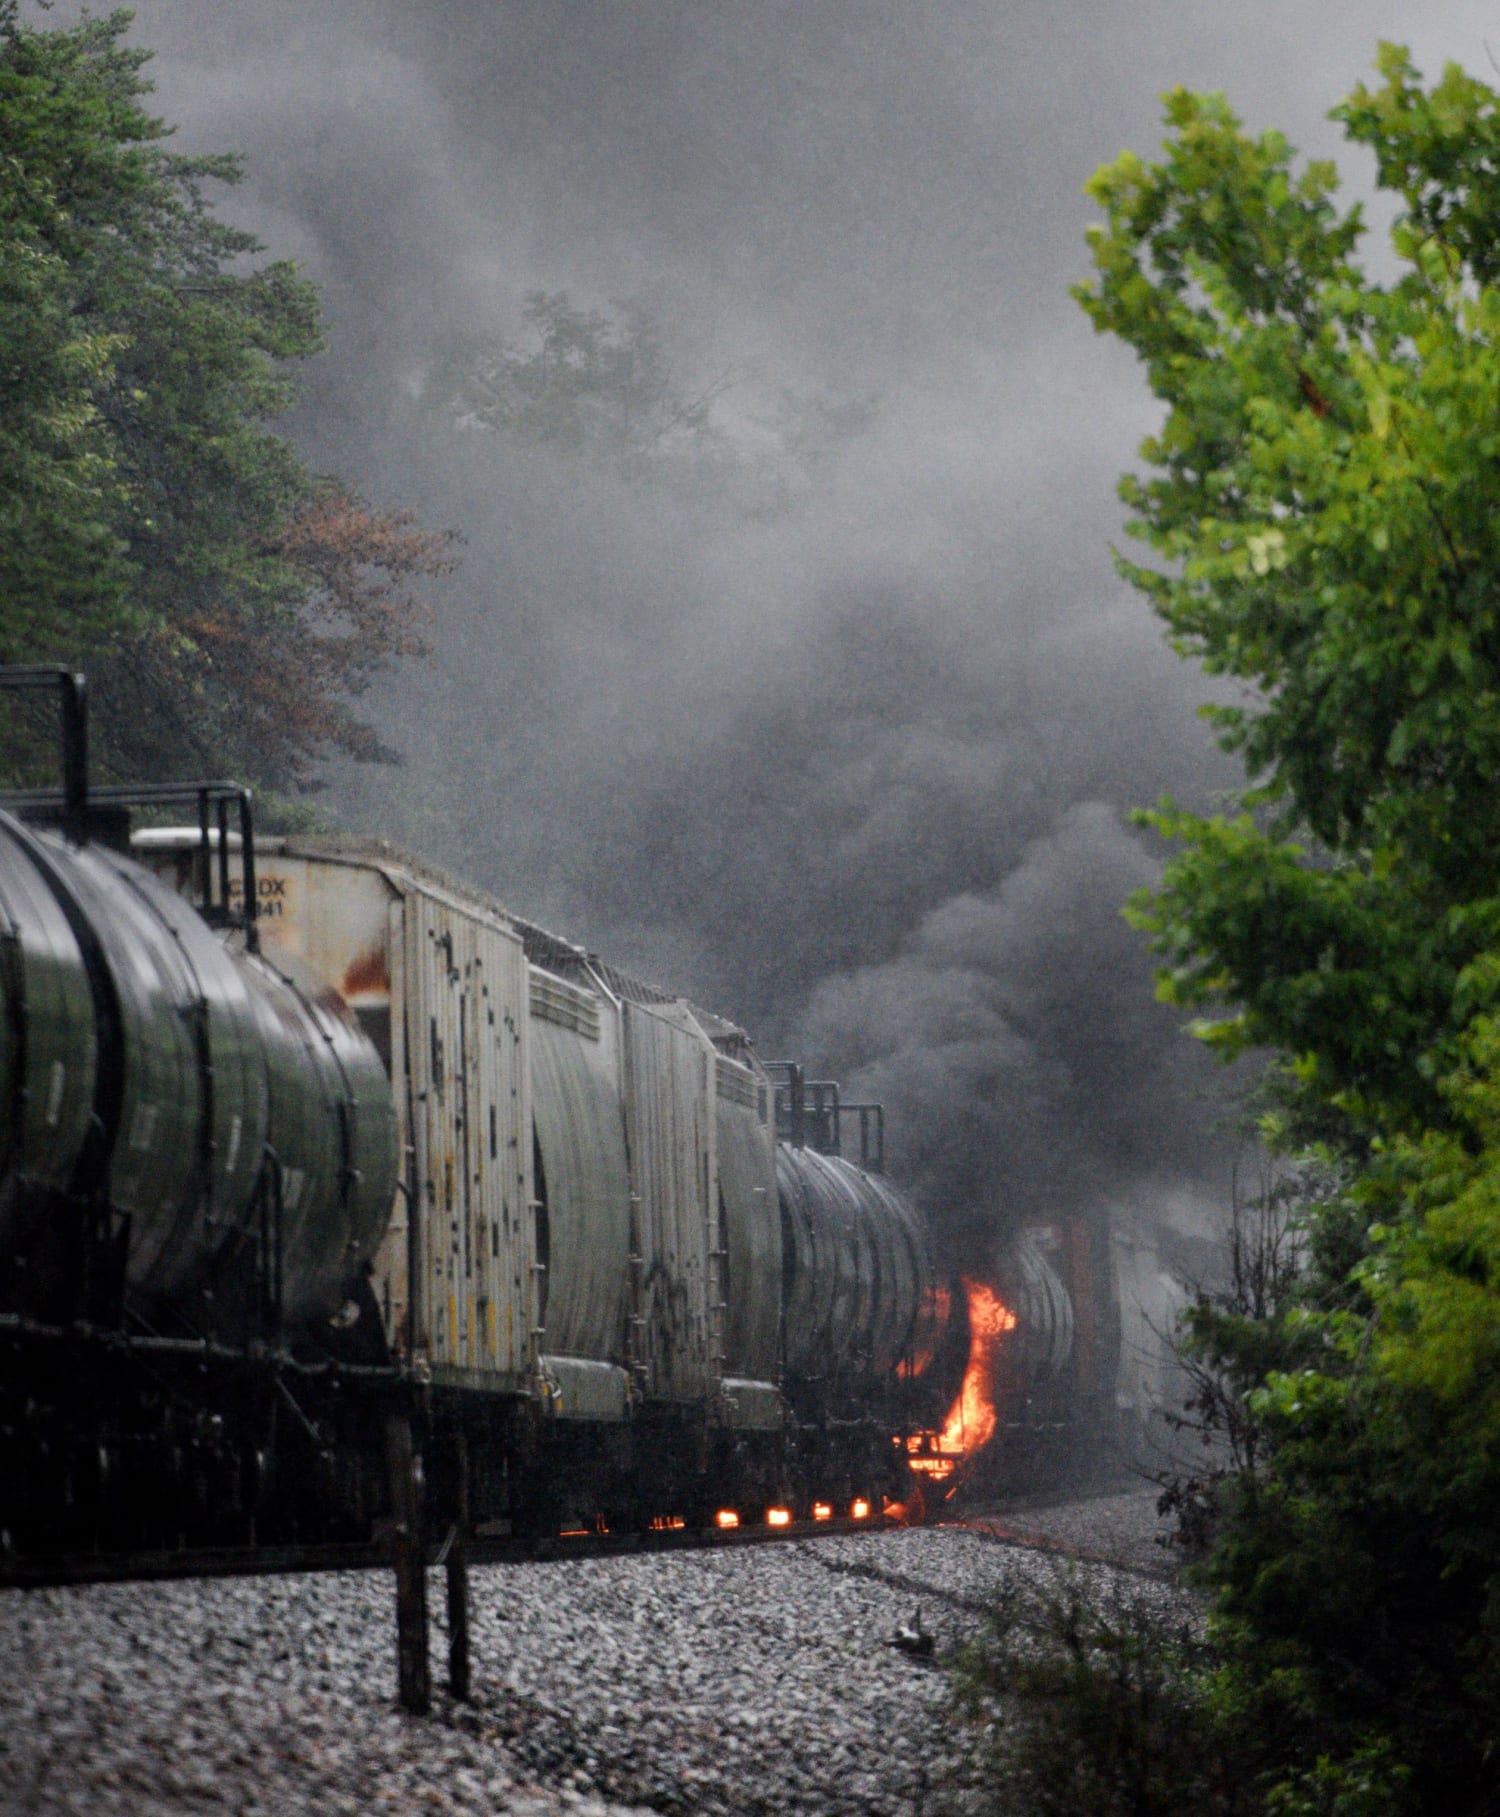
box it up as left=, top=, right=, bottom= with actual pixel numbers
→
left=0, top=1493, right=1185, bottom=1817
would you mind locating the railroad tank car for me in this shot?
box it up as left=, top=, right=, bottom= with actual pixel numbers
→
left=0, top=667, right=949, bottom=1564
left=0, top=808, right=397, bottom=1337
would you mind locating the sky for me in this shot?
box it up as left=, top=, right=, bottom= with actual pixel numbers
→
left=63, top=0, right=1500, bottom=1271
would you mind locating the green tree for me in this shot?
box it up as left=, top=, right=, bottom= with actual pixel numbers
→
left=0, top=4, right=452, bottom=791
left=1078, top=53, right=1500, bottom=1136
left=1076, top=47, right=1500, bottom=1814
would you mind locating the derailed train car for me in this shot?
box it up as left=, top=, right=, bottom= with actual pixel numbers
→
left=0, top=668, right=949, bottom=1563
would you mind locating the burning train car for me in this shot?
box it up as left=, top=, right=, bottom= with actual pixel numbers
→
left=900, top=1212, right=1177, bottom=1506
left=0, top=667, right=958, bottom=1564
left=0, top=667, right=1168, bottom=1567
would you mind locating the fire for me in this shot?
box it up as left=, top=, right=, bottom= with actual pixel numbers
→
left=714, top=1509, right=741, bottom=1529
left=811, top=1502, right=833, bottom=1521
left=882, top=1485, right=926, bottom=1526
left=908, top=1278, right=1016, bottom=1483
left=766, top=1507, right=792, bottom=1528
left=850, top=1498, right=871, bottom=1520
left=940, top=1279, right=1016, bottom=1455
left=905, top=1445, right=956, bottom=1480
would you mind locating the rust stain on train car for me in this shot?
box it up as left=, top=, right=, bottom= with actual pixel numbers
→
left=342, top=946, right=390, bottom=1001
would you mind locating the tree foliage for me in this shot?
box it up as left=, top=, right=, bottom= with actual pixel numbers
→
left=1076, top=46, right=1500, bottom=1814
left=426, top=288, right=876, bottom=515
left=1079, top=49, right=1500, bottom=1136
left=0, top=4, right=453, bottom=791
left=432, top=291, right=726, bottom=463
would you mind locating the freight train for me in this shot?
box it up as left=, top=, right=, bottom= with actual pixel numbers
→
left=0, top=667, right=968, bottom=1571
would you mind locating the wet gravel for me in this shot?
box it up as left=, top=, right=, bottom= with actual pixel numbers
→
left=0, top=1492, right=1183, bottom=1817
left=972, top=1486, right=1181, bottom=1574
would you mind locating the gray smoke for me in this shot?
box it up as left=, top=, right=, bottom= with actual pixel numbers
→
left=54, top=0, right=1499, bottom=1261
left=794, top=802, right=1222, bottom=1245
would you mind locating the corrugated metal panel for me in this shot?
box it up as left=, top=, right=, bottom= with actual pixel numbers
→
left=713, top=1054, right=759, bottom=1112
left=530, top=970, right=602, bottom=1041
left=406, top=888, right=534, bottom=1382
left=529, top=967, right=630, bottom=1362
left=622, top=999, right=716, bottom=1403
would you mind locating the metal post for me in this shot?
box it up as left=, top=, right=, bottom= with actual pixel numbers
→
left=386, top=1411, right=430, bottom=1714
left=446, top=1432, right=471, bottom=1701
left=216, top=794, right=231, bottom=918
left=57, top=672, right=87, bottom=833
left=198, top=789, right=213, bottom=913
left=238, top=790, right=259, bottom=952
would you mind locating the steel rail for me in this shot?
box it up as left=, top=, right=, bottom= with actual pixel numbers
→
left=0, top=1514, right=894, bottom=1591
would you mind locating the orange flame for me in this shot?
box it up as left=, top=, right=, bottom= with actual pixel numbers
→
left=715, top=1509, right=741, bottom=1529
left=766, top=1507, right=792, bottom=1528
left=941, top=1279, right=1016, bottom=1455
left=883, top=1484, right=927, bottom=1526
left=907, top=1279, right=1016, bottom=1482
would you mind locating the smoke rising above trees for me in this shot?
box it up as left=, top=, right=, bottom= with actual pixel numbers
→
left=28, top=0, right=1493, bottom=1262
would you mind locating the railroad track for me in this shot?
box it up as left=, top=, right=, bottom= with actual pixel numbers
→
left=0, top=1511, right=894, bottom=1591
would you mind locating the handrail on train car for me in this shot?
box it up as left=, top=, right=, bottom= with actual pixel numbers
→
left=0, top=664, right=260, bottom=951
left=765, top=1061, right=886, bottom=1170
left=0, top=665, right=88, bottom=830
